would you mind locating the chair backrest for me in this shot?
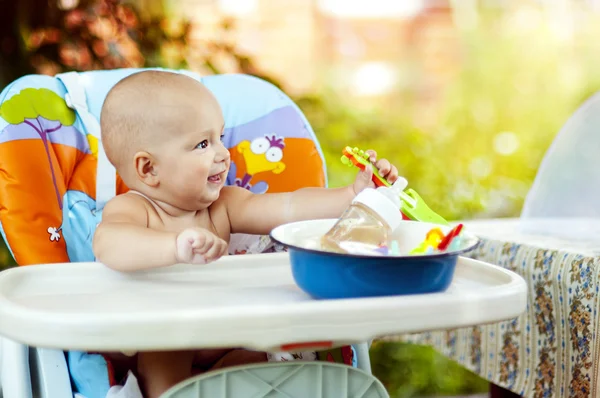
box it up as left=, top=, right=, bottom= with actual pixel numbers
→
left=0, top=68, right=326, bottom=265
left=521, top=91, right=600, bottom=219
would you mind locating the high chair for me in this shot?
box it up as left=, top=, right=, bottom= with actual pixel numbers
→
left=0, top=68, right=379, bottom=398
left=0, top=68, right=528, bottom=398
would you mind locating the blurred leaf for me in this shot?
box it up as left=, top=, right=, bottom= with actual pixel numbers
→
left=370, top=341, right=488, bottom=398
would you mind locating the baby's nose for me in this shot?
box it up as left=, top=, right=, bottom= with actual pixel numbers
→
left=214, top=146, right=230, bottom=162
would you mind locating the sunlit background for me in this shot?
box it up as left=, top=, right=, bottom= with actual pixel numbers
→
left=166, top=0, right=600, bottom=221
left=1, top=0, right=599, bottom=396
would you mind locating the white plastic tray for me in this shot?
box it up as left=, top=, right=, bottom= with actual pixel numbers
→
left=0, top=253, right=526, bottom=352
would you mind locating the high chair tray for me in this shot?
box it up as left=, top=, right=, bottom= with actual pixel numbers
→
left=0, top=253, right=526, bottom=352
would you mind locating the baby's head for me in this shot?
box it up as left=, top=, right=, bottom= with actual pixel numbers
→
left=101, top=71, right=229, bottom=210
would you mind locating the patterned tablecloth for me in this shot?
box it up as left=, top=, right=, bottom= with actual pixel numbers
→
left=398, top=218, right=600, bottom=398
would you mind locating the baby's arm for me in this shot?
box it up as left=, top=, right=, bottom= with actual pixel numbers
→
left=92, top=195, right=178, bottom=271
left=222, top=185, right=356, bottom=235
left=224, top=151, right=398, bottom=235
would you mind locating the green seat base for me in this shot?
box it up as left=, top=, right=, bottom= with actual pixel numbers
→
left=161, top=361, right=389, bottom=398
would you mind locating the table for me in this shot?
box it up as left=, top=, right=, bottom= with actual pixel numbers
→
left=401, top=218, right=600, bottom=398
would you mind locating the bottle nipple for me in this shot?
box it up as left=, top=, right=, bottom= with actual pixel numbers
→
left=375, top=177, right=408, bottom=210
left=391, top=177, right=408, bottom=194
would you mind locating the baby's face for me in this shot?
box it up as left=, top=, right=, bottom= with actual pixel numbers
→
left=155, top=92, right=229, bottom=210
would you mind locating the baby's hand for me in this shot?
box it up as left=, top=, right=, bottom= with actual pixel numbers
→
left=176, top=228, right=228, bottom=264
left=352, top=149, right=399, bottom=195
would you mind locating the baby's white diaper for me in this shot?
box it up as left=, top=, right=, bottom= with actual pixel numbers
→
left=267, top=351, right=317, bottom=362
left=106, top=372, right=143, bottom=398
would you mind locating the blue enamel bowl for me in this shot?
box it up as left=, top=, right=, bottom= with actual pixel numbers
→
left=270, top=219, right=479, bottom=299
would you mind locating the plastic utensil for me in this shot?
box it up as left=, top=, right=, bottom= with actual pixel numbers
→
left=409, top=227, right=445, bottom=254
left=437, top=224, right=464, bottom=251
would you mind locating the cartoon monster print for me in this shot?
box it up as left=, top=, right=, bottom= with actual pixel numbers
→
left=233, top=134, right=286, bottom=194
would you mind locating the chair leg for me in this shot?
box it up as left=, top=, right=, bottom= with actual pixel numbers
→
left=353, top=342, right=372, bottom=374
left=0, top=337, right=33, bottom=398
left=30, top=348, right=73, bottom=398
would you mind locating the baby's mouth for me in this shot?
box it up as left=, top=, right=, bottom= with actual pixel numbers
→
left=208, top=172, right=224, bottom=183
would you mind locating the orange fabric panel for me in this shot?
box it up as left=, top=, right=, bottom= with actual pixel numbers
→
left=51, top=142, right=85, bottom=190
left=67, top=152, right=96, bottom=200
left=116, top=175, right=129, bottom=195
left=0, top=139, right=69, bottom=265
left=68, top=153, right=128, bottom=199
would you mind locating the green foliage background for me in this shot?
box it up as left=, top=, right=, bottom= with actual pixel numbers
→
left=301, top=10, right=600, bottom=222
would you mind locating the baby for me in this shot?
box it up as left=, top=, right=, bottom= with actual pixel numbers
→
left=93, top=70, right=399, bottom=398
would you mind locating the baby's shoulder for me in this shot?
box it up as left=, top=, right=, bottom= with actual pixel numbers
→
left=105, top=191, right=150, bottom=210
left=209, top=187, right=235, bottom=216
left=101, top=191, right=150, bottom=225
left=208, top=186, right=249, bottom=222
left=216, top=185, right=252, bottom=205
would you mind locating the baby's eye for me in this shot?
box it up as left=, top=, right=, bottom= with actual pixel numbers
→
left=196, top=140, right=209, bottom=149
left=220, top=134, right=225, bottom=142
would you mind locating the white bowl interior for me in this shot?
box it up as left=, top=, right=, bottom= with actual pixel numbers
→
left=270, top=219, right=478, bottom=257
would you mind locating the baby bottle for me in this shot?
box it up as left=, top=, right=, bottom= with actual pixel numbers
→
left=321, top=178, right=408, bottom=254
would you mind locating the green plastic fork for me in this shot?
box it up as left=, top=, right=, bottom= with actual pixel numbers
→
left=341, top=146, right=449, bottom=226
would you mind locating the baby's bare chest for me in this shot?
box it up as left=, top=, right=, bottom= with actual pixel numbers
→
left=146, top=207, right=231, bottom=241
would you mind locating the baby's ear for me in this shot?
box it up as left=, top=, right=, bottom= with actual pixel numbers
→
left=133, top=151, right=159, bottom=187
